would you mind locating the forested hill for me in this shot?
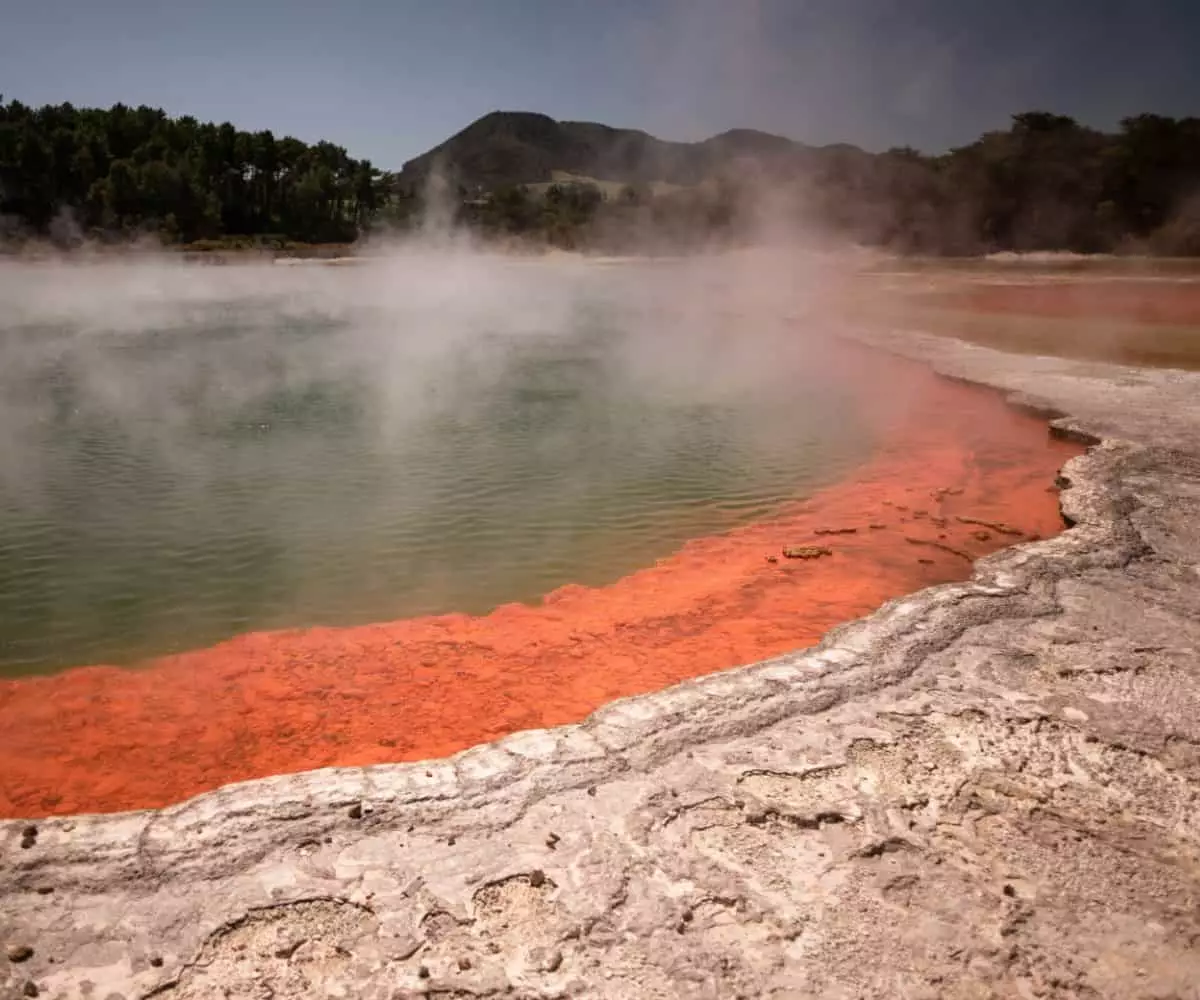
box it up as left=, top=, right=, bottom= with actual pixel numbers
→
left=395, top=111, right=827, bottom=189
left=2, top=100, right=1200, bottom=255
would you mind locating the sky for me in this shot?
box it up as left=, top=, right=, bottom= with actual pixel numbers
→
left=1, top=0, right=1198, bottom=169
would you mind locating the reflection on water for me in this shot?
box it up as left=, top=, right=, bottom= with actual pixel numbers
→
left=0, top=257, right=871, bottom=675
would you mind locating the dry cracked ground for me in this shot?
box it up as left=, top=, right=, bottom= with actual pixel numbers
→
left=3, top=329, right=1200, bottom=999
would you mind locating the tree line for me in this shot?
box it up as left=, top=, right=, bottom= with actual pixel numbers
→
left=838, top=111, right=1200, bottom=256
left=471, top=112, right=1200, bottom=256
left=3, top=100, right=1200, bottom=255
left=0, top=98, right=385, bottom=245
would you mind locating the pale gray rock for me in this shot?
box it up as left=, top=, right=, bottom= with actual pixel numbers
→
left=3, top=330, right=1200, bottom=999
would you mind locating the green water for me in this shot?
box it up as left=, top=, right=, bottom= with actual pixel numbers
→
left=0, top=257, right=873, bottom=675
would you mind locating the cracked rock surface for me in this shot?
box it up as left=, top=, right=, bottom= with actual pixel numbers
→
left=4, top=330, right=1200, bottom=1000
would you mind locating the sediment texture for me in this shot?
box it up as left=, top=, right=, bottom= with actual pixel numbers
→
left=4, top=330, right=1200, bottom=1000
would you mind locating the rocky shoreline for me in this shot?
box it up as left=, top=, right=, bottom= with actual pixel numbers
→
left=4, top=329, right=1200, bottom=999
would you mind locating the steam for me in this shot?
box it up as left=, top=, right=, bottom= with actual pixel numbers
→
left=0, top=222, right=901, bottom=674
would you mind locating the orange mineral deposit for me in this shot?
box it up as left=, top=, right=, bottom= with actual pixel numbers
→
left=0, top=352, right=1083, bottom=818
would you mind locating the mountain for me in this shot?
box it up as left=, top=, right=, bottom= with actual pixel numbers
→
left=396, top=111, right=861, bottom=191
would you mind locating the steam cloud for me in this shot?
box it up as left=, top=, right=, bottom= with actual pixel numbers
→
left=0, top=227, right=898, bottom=673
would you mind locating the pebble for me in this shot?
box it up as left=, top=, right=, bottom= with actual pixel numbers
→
left=7, top=945, right=34, bottom=963
left=782, top=545, right=832, bottom=560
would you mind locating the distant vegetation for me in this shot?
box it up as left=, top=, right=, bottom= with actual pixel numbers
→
left=0, top=98, right=386, bottom=246
left=3, top=101, right=1200, bottom=255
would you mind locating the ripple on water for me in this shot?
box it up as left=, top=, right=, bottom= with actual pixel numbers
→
left=0, top=266, right=871, bottom=676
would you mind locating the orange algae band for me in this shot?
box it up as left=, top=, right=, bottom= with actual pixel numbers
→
left=0, top=353, right=1083, bottom=818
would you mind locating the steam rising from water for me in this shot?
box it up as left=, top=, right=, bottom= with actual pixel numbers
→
left=0, top=247, right=877, bottom=674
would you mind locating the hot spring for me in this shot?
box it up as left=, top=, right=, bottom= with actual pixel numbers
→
left=0, top=252, right=1080, bottom=817
left=0, top=254, right=872, bottom=676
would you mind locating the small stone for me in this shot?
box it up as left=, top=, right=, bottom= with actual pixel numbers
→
left=347, top=803, right=363, bottom=820
left=23, top=982, right=38, bottom=998
left=457, top=956, right=472, bottom=971
left=35, top=887, right=53, bottom=896
left=545, top=832, right=560, bottom=850
left=149, top=956, right=164, bottom=968
left=20, top=836, right=35, bottom=850
left=543, top=949, right=563, bottom=972
left=1002, top=884, right=1016, bottom=898
left=529, top=869, right=546, bottom=888
left=447, top=836, right=456, bottom=846
left=21, top=825, right=37, bottom=839
left=7, top=945, right=34, bottom=963
left=869, top=522, right=886, bottom=530
left=417, top=964, right=430, bottom=979
left=973, top=530, right=992, bottom=542
left=681, top=908, right=694, bottom=923
left=782, top=545, right=832, bottom=560
left=765, top=555, right=778, bottom=563
left=587, top=787, right=597, bottom=797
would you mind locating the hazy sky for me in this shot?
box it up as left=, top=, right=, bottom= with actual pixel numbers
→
left=2, top=0, right=1197, bottom=168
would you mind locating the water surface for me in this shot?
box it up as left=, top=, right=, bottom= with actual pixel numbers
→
left=0, top=256, right=872, bottom=675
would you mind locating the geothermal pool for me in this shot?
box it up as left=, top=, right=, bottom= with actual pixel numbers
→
left=0, top=257, right=872, bottom=675
left=0, top=256, right=1081, bottom=817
